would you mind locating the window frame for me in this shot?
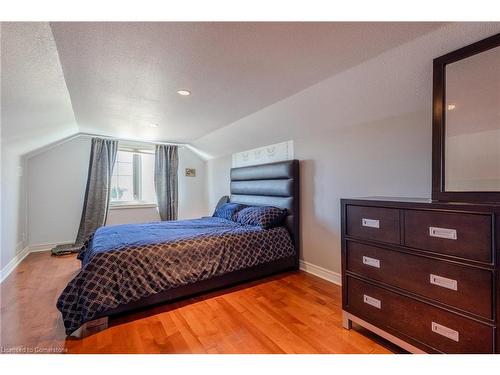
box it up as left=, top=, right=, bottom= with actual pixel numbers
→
left=109, top=147, right=157, bottom=209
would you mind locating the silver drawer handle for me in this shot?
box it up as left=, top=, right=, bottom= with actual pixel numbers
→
left=430, top=274, right=458, bottom=291
left=432, top=322, right=459, bottom=342
left=362, top=218, right=380, bottom=229
left=363, top=294, right=381, bottom=309
left=429, top=226, right=457, bottom=240
left=362, top=256, right=380, bottom=268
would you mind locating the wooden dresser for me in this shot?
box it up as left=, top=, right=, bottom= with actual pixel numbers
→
left=341, top=197, right=499, bottom=353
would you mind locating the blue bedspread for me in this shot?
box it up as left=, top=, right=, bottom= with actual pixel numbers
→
left=79, top=217, right=251, bottom=265
left=57, top=217, right=294, bottom=335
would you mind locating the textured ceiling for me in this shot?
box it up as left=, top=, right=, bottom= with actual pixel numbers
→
left=1, top=22, right=78, bottom=154
left=48, top=22, right=446, bottom=145
left=192, top=22, right=500, bottom=158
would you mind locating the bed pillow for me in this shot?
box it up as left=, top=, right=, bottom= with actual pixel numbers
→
left=235, top=206, right=287, bottom=229
left=212, top=203, right=247, bottom=221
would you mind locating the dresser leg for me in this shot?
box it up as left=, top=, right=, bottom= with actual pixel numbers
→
left=342, top=311, right=352, bottom=330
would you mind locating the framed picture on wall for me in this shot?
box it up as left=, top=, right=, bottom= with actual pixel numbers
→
left=185, top=168, right=196, bottom=177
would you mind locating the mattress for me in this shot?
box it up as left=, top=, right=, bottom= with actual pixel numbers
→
left=57, top=216, right=294, bottom=334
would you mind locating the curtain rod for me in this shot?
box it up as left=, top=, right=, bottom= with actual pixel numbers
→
left=24, top=132, right=188, bottom=160
left=78, top=132, right=187, bottom=147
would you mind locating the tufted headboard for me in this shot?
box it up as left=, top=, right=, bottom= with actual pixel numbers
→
left=228, top=160, right=300, bottom=267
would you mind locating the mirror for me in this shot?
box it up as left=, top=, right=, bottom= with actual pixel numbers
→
left=444, top=46, right=500, bottom=192
left=432, top=33, right=500, bottom=203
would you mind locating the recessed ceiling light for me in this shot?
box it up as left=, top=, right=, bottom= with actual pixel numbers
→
left=447, top=104, right=456, bottom=111
left=177, top=89, right=191, bottom=96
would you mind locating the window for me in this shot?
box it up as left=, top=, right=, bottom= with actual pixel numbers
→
left=110, top=149, right=156, bottom=207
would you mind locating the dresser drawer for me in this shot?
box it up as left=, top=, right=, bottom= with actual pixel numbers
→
left=404, top=210, right=492, bottom=262
left=346, top=205, right=400, bottom=244
left=346, top=241, right=493, bottom=319
left=346, top=276, right=494, bottom=353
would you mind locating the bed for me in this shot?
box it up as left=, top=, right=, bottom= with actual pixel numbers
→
left=57, top=159, right=300, bottom=337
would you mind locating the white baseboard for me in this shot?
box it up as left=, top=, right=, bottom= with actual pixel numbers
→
left=299, top=260, right=342, bottom=286
left=28, top=241, right=72, bottom=253
left=16, top=240, right=26, bottom=254
left=0, top=241, right=72, bottom=283
left=0, top=246, right=31, bottom=283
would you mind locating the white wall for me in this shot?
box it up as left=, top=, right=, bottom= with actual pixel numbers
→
left=206, top=155, right=232, bottom=211
left=27, top=137, right=90, bottom=245
left=0, top=146, right=28, bottom=268
left=27, top=137, right=208, bottom=247
left=106, top=206, right=160, bottom=226
left=295, top=111, right=430, bottom=271
left=1, top=22, right=78, bottom=270
left=178, top=147, right=208, bottom=219
left=205, top=24, right=500, bottom=276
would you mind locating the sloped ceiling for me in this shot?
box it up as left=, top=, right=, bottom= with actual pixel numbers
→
left=49, top=22, right=445, bottom=145
left=2, top=22, right=449, bottom=157
left=192, top=22, right=500, bottom=158
left=1, top=22, right=78, bottom=155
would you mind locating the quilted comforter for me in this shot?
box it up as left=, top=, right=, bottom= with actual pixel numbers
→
left=57, top=217, right=294, bottom=334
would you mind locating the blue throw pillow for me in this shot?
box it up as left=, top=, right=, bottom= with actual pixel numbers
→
left=213, top=203, right=247, bottom=221
left=235, top=206, right=287, bottom=229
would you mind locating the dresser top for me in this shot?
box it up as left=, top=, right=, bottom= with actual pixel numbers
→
left=341, top=196, right=500, bottom=212
left=348, top=196, right=433, bottom=203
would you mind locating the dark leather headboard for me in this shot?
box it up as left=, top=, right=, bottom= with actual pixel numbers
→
left=229, top=160, right=300, bottom=267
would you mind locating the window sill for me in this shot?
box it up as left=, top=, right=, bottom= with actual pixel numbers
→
left=109, top=203, right=158, bottom=210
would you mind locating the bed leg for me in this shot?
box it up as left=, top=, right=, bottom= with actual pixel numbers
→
left=71, top=317, right=109, bottom=338
left=342, top=311, right=352, bottom=330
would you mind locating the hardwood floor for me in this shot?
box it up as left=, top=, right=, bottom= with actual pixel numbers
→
left=0, top=251, right=401, bottom=354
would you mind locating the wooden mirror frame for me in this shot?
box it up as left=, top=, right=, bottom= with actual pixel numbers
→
left=432, top=33, right=500, bottom=203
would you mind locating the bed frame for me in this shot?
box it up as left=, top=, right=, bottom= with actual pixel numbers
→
left=72, top=159, right=300, bottom=338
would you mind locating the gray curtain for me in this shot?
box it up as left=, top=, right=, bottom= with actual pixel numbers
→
left=154, top=145, right=179, bottom=221
left=52, top=138, right=118, bottom=255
